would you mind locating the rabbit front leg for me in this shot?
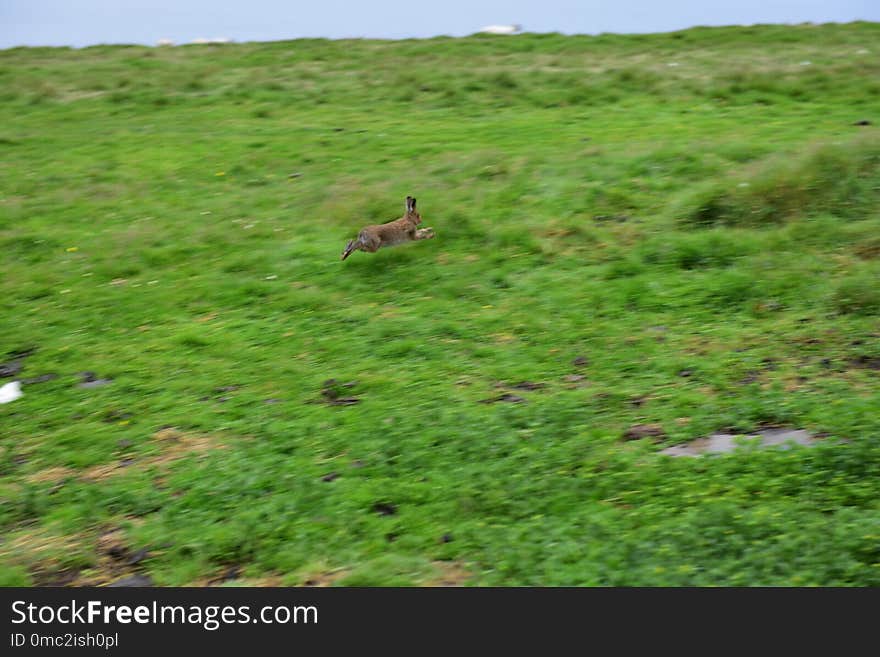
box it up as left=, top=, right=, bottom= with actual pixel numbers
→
left=415, top=227, right=435, bottom=240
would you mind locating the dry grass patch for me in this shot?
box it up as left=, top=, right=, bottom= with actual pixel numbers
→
left=423, top=561, right=473, bottom=587
left=23, top=427, right=226, bottom=486
left=25, top=465, right=77, bottom=484
left=1, top=526, right=89, bottom=586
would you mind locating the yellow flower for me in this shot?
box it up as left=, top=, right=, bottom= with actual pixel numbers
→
left=215, top=171, right=225, bottom=176
left=66, top=246, right=78, bottom=252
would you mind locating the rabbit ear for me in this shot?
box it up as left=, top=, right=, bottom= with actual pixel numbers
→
left=405, top=196, right=416, bottom=212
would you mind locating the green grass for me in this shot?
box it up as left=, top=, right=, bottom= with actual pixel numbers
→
left=1, top=22, right=879, bottom=586
left=672, top=138, right=880, bottom=226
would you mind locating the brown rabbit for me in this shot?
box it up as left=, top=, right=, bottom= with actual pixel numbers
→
left=341, top=196, right=435, bottom=260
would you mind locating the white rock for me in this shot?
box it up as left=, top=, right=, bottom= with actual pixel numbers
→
left=479, top=24, right=522, bottom=35
left=0, top=381, right=22, bottom=404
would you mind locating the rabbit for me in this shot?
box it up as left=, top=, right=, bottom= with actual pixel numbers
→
left=341, top=196, right=435, bottom=260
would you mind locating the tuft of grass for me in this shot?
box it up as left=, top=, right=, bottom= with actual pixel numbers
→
left=831, top=265, right=880, bottom=315
left=672, top=137, right=880, bottom=227
left=638, top=230, right=758, bottom=270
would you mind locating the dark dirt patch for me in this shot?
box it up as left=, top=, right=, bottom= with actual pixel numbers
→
left=506, top=381, right=546, bottom=391
left=317, top=379, right=361, bottom=405
left=2, top=348, right=36, bottom=377
left=78, top=371, right=113, bottom=388
left=33, top=568, right=81, bottom=587
left=21, top=373, right=58, bottom=384
left=853, top=119, right=872, bottom=126
left=572, top=356, right=589, bottom=367
left=106, top=546, right=127, bottom=562
left=849, top=355, right=880, bottom=370
left=7, top=347, right=36, bottom=360
left=623, top=423, right=667, bottom=441
left=324, top=397, right=361, bottom=406
left=371, top=502, right=397, bottom=516
left=0, top=360, right=25, bottom=378
left=563, top=374, right=590, bottom=388
left=99, top=529, right=148, bottom=565
left=73, top=530, right=157, bottom=587
left=126, top=548, right=150, bottom=566
left=208, top=385, right=241, bottom=402
left=206, top=564, right=242, bottom=585
left=677, top=369, right=693, bottom=378
left=103, top=409, right=133, bottom=423
left=321, top=472, right=340, bottom=482
left=739, top=370, right=761, bottom=385
left=300, top=570, right=348, bottom=587
left=206, top=385, right=241, bottom=402
left=479, top=393, right=526, bottom=404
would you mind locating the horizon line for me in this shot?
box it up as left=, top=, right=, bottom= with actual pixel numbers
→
left=2, top=19, right=875, bottom=51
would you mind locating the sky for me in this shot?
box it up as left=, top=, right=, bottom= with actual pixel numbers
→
left=1, top=0, right=877, bottom=49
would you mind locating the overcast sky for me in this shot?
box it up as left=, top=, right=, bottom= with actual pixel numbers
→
left=1, top=0, right=877, bottom=49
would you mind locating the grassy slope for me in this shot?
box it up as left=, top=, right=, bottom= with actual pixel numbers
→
left=0, top=22, right=878, bottom=586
